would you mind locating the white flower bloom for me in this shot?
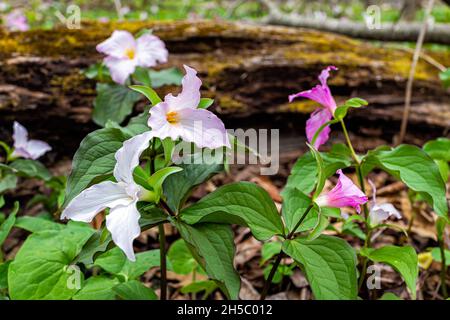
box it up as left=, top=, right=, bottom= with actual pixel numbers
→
left=12, top=121, right=51, bottom=160
left=368, top=180, right=401, bottom=226
left=61, top=131, right=154, bottom=261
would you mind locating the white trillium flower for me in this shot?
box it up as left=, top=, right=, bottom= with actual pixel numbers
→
left=368, top=179, right=401, bottom=226
left=61, top=131, right=154, bottom=261
left=12, top=121, right=51, bottom=160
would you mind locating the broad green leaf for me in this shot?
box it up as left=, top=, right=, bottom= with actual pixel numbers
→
left=168, top=239, right=202, bottom=275
left=73, top=276, right=119, bottom=300
left=75, top=230, right=112, bottom=267
left=307, top=144, right=326, bottom=198
left=95, top=247, right=161, bottom=280
left=198, top=98, right=214, bottom=109
left=431, top=247, right=450, bottom=266
left=149, top=67, right=183, bottom=88
left=180, top=280, right=218, bottom=296
left=379, top=292, right=402, bottom=300
left=0, top=202, right=18, bottom=246
left=162, top=138, right=175, bottom=166
left=282, top=235, right=358, bottom=300
left=360, top=245, right=418, bottom=299
left=423, top=138, right=450, bottom=162
left=260, top=241, right=282, bottom=265
left=132, top=66, right=152, bottom=86
left=9, top=159, right=51, bottom=181
left=282, top=188, right=313, bottom=232
left=124, top=109, right=151, bottom=135
left=306, top=210, right=329, bottom=241
left=137, top=204, right=168, bottom=229
left=8, top=224, right=94, bottom=299
left=148, top=166, right=183, bottom=202
left=263, top=264, right=294, bottom=284
left=334, top=97, right=368, bottom=120
left=64, top=128, right=130, bottom=205
left=181, top=182, right=284, bottom=240
left=14, top=216, right=64, bottom=233
left=113, top=280, right=157, bottom=300
left=364, top=145, right=448, bottom=218
left=93, top=83, right=141, bottom=127
left=129, top=85, right=162, bottom=105
left=175, top=221, right=240, bottom=299
left=0, top=174, right=17, bottom=193
left=0, top=261, right=11, bottom=290
left=163, top=153, right=224, bottom=212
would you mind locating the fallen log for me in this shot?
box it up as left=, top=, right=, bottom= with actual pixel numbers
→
left=0, top=20, right=449, bottom=163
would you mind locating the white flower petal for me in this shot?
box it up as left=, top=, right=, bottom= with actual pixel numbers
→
left=114, top=131, right=154, bottom=184
left=25, top=139, right=52, bottom=160
left=106, top=202, right=141, bottom=261
left=61, top=181, right=132, bottom=223
left=13, top=121, right=28, bottom=149
left=148, top=102, right=184, bottom=141
left=104, top=56, right=137, bottom=85
left=165, top=65, right=201, bottom=110
left=96, top=30, right=136, bottom=59
left=135, top=34, right=168, bottom=67
left=369, top=203, right=401, bottom=226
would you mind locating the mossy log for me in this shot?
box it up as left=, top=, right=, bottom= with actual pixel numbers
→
left=0, top=20, right=449, bottom=161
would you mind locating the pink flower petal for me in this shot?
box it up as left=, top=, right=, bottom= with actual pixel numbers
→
left=288, top=65, right=337, bottom=114
left=136, top=34, right=168, bottom=67
left=165, top=65, right=201, bottom=110
left=306, top=108, right=332, bottom=149
left=5, top=10, right=29, bottom=32
left=96, top=30, right=136, bottom=59
left=104, top=56, right=137, bottom=84
left=12, top=121, right=51, bottom=159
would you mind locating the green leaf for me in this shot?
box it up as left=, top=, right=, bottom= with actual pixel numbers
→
left=180, top=280, right=218, bottom=296
left=95, top=247, right=161, bottom=280
left=379, top=292, right=402, bottom=300
left=168, top=239, right=201, bottom=275
left=93, top=83, right=141, bottom=127
left=360, top=245, right=418, bottom=299
left=138, top=204, right=168, bottom=229
left=124, top=109, right=151, bottom=135
left=423, top=138, right=450, bottom=162
left=198, top=98, right=214, bottom=109
left=75, top=230, right=112, bottom=267
left=113, top=280, right=157, bottom=300
left=282, top=188, right=313, bottom=233
left=129, top=85, right=162, bottom=105
left=73, top=276, right=119, bottom=300
left=0, top=174, right=17, bottom=193
left=14, top=216, right=64, bottom=233
left=307, top=144, right=326, bottom=198
left=64, top=128, right=130, bottom=205
left=0, top=202, right=18, bottom=247
left=149, top=67, right=183, bottom=88
left=148, top=166, right=183, bottom=202
left=132, top=66, right=152, bottom=86
left=282, top=235, right=358, bottom=300
left=364, top=145, right=448, bottom=218
left=334, top=97, right=368, bottom=120
left=8, top=224, right=94, bottom=299
left=439, top=68, right=450, bottom=88
left=175, top=221, right=240, bottom=300
left=306, top=210, right=329, bottom=241
left=431, top=247, right=450, bottom=266
left=9, top=159, right=51, bottom=181
left=163, top=153, right=224, bottom=212
left=261, top=241, right=282, bottom=265
left=0, top=261, right=11, bottom=290
left=181, top=182, right=284, bottom=241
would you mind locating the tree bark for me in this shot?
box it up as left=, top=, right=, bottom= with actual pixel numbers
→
left=0, top=20, right=448, bottom=162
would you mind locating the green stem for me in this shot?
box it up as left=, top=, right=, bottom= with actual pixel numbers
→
left=158, top=224, right=168, bottom=300
left=260, top=204, right=314, bottom=300
left=439, top=238, right=448, bottom=299
left=339, top=119, right=359, bottom=165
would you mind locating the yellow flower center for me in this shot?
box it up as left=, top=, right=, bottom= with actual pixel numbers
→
left=166, top=111, right=179, bottom=124
left=125, top=48, right=135, bottom=60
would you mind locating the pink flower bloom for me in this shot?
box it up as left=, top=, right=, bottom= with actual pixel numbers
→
left=289, top=66, right=337, bottom=149
left=96, top=30, right=168, bottom=85
left=368, top=180, right=401, bottom=226
left=316, top=169, right=368, bottom=213
left=12, top=121, right=51, bottom=160
left=62, top=131, right=154, bottom=261
left=4, top=10, right=29, bottom=32
left=148, top=65, right=230, bottom=149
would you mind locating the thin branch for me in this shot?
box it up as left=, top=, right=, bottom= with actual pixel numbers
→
left=397, top=0, right=435, bottom=145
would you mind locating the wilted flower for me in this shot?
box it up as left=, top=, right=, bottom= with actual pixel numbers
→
left=289, top=66, right=338, bottom=149
left=368, top=180, right=401, bottom=226
left=4, top=9, right=29, bottom=32
left=11, top=121, right=51, bottom=160
left=61, top=132, right=154, bottom=261
left=148, top=65, right=230, bottom=149
left=96, top=30, right=168, bottom=85
left=315, top=169, right=368, bottom=213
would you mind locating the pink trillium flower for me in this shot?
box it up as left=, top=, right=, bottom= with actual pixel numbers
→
left=4, top=9, right=29, bottom=32
left=368, top=180, right=401, bottom=226
left=61, top=131, right=154, bottom=261
left=315, top=169, right=368, bottom=213
left=96, top=30, right=168, bottom=85
left=148, top=65, right=230, bottom=149
left=12, top=122, right=51, bottom=160
left=288, top=66, right=338, bottom=149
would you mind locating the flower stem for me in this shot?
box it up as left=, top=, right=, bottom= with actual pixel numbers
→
left=439, top=237, right=448, bottom=299
left=158, top=224, right=168, bottom=300
left=260, top=204, right=314, bottom=300
left=339, top=119, right=359, bottom=165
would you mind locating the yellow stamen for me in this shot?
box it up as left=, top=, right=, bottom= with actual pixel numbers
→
left=125, top=48, right=135, bottom=60
left=166, top=111, right=179, bottom=124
